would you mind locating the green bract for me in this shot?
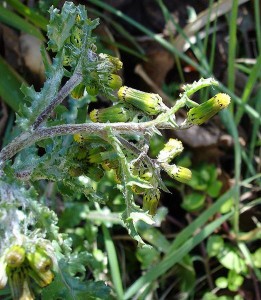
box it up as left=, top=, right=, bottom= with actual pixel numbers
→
left=90, top=104, right=137, bottom=123
left=70, top=83, right=85, bottom=100
left=5, top=246, right=26, bottom=268
left=187, top=93, right=231, bottom=125
left=143, top=189, right=161, bottom=216
left=157, top=139, right=184, bottom=163
left=118, top=86, right=167, bottom=115
left=162, top=164, right=192, bottom=184
left=107, top=74, right=123, bottom=90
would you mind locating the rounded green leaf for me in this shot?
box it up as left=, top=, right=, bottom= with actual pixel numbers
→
left=218, top=245, right=247, bottom=273
left=207, top=235, right=224, bottom=257
left=181, top=192, right=206, bottom=212
left=215, top=276, right=228, bottom=289
left=252, top=248, right=261, bottom=268
left=220, top=197, right=234, bottom=214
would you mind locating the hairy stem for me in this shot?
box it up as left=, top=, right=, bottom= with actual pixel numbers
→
left=32, top=72, right=83, bottom=129
left=0, top=77, right=216, bottom=173
left=0, top=121, right=173, bottom=172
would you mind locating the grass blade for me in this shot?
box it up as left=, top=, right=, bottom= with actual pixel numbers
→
left=0, top=5, right=45, bottom=40
left=87, top=0, right=208, bottom=77
left=0, top=56, right=27, bottom=112
left=235, top=53, right=261, bottom=124
left=87, top=0, right=260, bottom=123
left=227, top=0, right=239, bottom=98
left=124, top=212, right=233, bottom=299
left=6, top=0, right=48, bottom=31
left=254, top=0, right=261, bottom=54
left=102, top=224, right=124, bottom=300
left=220, top=110, right=241, bottom=236
left=167, top=187, right=235, bottom=252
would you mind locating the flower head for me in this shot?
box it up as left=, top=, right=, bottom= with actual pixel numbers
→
left=107, top=74, right=122, bottom=90
left=157, top=139, right=184, bottom=163
left=143, top=189, right=161, bottom=215
left=70, top=83, right=85, bottom=100
left=0, top=244, right=54, bottom=298
left=187, top=93, right=230, bottom=125
left=118, top=86, right=166, bottom=116
left=90, top=104, right=136, bottom=123
left=162, top=164, right=192, bottom=184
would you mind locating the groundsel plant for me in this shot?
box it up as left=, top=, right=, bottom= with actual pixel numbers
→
left=0, top=2, right=230, bottom=299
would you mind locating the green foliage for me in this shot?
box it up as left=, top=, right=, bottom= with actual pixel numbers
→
left=0, top=55, right=27, bottom=112
left=181, top=163, right=223, bottom=212
left=17, top=53, right=64, bottom=129
left=0, top=1, right=260, bottom=299
left=42, top=259, right=111, bottom=300
left=0, top=4, right=45, bottom=40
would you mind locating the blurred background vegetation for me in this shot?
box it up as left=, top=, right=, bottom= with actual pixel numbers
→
left=0, top=0, right=260, bottom=299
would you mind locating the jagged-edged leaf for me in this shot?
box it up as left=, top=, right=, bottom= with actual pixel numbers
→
left=13, top=145, right=42, bottom=177
left=47, top=2, right=99, bottom=53
left=17, top=52, right=64, bottom=129
left=47, top=2, right=78, bottom=52
left=0, top=180, right=71, bottom=255
left=181, top=77, right=219, bottom=97
left=42, top=259, right=112, bottom=300
left=126, top=175, right=153, bottom=190
left=58, top=177, right=105, bottom=204
left=122, top=208, right=153, bottom=247
left=130, top=212, right=155, bottom=226
left=67, top=252, right=97, bottom=279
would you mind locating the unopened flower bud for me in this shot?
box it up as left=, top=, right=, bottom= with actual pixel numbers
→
left=88, top=147, right=105, bottom=164
left=86, top=84, right=99, bottom=96
left=27, top=267, right=54, bottom=287
left=118, top=86, right=166, bottom=116
left=70, top=83, right=85, bottom=100
left=90, top=104, right=136, bottom=123
left=157, top=139, right=184, bottom=163
left=107, top=74, right=122, bottom=90
left=70, top=28, right=82, bottom=48
left=143, top=189, right=161, bottom=215
left=113, top=168, right=121, bottom=183
left=163, top=164, right=192, bottom=184
left=85, top=165, right=104, bottom=181
left=75, top=147, right=87, bottom=160
left=73, top=133, right=84, bottom=144
left=99, top=54, right=123, bottom=72
left=26, top=248, right=53, bottom=274
left=63, top=55, right=72, bottom=66
left=187, top=93, right=230, bottom=125
left=26, top=248, right=54, bottom=287
left=101, top=159, right=119, bottom=171
left=5, top=245, right=26, bottom=268
left=74, top=134, right=105, bottom=144
left=68, top=167, right=83, bottom=177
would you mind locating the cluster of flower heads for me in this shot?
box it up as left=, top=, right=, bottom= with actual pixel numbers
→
left=68, top=134, right=119, bottom=181
left=70, top=53, right=124, bottom=103
left=70, top=133, right=193, bottom=215
left=0, top=244, right=54, bottom=299
left=88, top=84, right=169, bottom=122
left=68, top=50, right=230, bottom=216
left=0, top=181, right=62, bottom=299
